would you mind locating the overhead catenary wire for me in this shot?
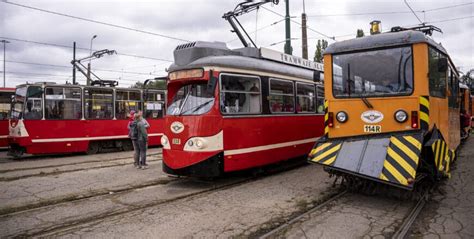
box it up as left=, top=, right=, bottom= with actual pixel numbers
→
left=261, top=6, right=336, bottom=41
left=0, top=37, right=173, bottom=62
left=2, top=0, right=191, bottom=43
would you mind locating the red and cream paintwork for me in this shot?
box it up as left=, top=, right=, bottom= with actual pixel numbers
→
left=0, top=88, right=15, bottom=149
left=162, top=69, right=324, bottom=176
left=8, top=118, right=164, bottom=155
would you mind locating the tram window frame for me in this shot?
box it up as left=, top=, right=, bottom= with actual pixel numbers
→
left=428, top=47, right=448, bottom=99
left=84, top=87, right=114, bottom=120
left=269, top=78, right=295, bottom=114
left=0, top=91, right=12, bottom=120
left=295, top=82, right=316, bottom=114
left=316, top=85, right=325, bottom=114
left=448, top=67, right=459, bottom=109
left=115, top=90, right=142, bottom=120
left=24, top=85, right=43, bottom=120
left=44, top=87, right=82, bottom=120
left=144, top=90, right=166, bottom=119
left=219, top=73, right=262, bottom=115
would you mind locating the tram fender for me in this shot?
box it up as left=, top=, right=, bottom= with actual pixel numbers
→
left=308, top=131, right=424, bottom=190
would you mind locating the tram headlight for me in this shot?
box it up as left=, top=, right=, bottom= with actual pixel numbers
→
left=195, top=139, right=206, bottom=149
left=394, top=110, right=408, bottom=123
left=161, top=135, right=170, bottom=149
left=336, top=111, right=348, bottom=123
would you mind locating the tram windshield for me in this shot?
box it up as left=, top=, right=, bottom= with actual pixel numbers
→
left=167, top=83, right=214, bottom=116
left=332, top=46, right=413, bottom=98
left=10, top=86, right=27, bottom=119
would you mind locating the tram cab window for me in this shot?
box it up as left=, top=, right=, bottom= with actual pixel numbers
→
left=296, top=83, right=316, bottom=113
left=167, top=84, right=214, bottom=116
left=116, top=90, right=141, bottom=119
left=84, top=88, right=113, bottom=119
left=11, top=87, right=26, bottom=120
left=428, top=47, right=447, bottom=98
left=0, top=92, right=12, bottom=120
left=268, top=79, right=294, bottom=113
left=45, top=87, right=82, bottom=120
left=316, top=86, right=325, bottom=114
left=144, top=91, right=165, bottom=118
left=220, top=74, right=261, bottom=114
left=24, top=86, right=43, bottom=120
left=448, top=68, right=459, bottom=108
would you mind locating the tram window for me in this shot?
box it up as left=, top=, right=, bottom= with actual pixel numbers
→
left=316, top=86, right=325, bottom=114
left=220, top=74, right=261, bottom=114
left=0, top=92, right=11, bottom=120
left=84, top=88, right=113, bottom=119
left=428, top=47, right=447, bottom=98
left=45, top=87, right=82, bottom=120
left=24, top=86, right=43, bottom=120
left=296, top=83, right=316, bottom=113
left=269, top=79, right=294, bottom=113
left=116, top=90, right=141, bottom=119
left=448, top=69, right=459, bottom=108
left=144, top=91, right=165, bottom=118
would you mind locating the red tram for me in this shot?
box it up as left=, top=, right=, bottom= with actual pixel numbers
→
left=0, top=88, right=15, bottom=149
left=161, top=42, right=325, bottom=177
left=8, top=83, right=166, bottom=156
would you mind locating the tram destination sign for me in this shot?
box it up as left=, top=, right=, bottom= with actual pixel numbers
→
left=260, top=48, right=324, bottom=72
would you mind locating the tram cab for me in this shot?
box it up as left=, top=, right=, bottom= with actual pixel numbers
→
left=162, top=42, right=325, bottom=177
left=309, top=28, right=461, bottom=190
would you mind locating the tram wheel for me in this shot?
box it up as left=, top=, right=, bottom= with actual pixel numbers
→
left=122, top=140, right=134, bottom=151
left=86, top=142, right=100, bottom=155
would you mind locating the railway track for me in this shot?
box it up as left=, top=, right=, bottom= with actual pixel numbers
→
left=1, top=159, right=308, bottom=238
left=259, top=189, right=348, bottom=239
left=0, top=155, right=162, bottom=181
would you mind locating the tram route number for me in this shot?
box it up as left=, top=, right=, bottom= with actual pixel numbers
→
left=364, top=125, right=382, bottom=133
left=172, top=138, right=181, bottom=145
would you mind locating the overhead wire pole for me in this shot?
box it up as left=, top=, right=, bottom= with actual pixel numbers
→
left=301, top=0, right=308, bottom=59
left=284, top=0, right=292, bottom=54
left=1, top=40, right=9, bottom=87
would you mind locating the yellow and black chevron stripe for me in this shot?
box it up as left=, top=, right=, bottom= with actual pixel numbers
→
left=419, top=96, right=430, bottom=131
left=379, top=135, right=423, bottom=186
left=431, top=139, right=452, bottom=177
left=324, top=100, right=329, bottom=137
left=308, top=141, right=342, bottom=166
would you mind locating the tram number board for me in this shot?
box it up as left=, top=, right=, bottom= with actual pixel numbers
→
left=364, top=125, right=382, bottom=133
left=172, top=138, right=181, bottom=145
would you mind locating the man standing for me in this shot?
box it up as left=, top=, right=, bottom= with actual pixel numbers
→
left=127, top=111, right=140, bottom=168
left=135, top=113, right=149, bottom=169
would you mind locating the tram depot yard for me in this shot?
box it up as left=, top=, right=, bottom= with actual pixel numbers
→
left=0, top=136, right=471, bottom=238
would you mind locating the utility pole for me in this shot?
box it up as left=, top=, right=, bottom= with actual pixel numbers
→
left=1, top=40, right=9, bottom=87
left=301, top=0, right=308, bottom=59
left=284, top=0, right=292, bottom=55
left=87, top=35, right=97, bottom=86
left=72, top=42, right=77, bottom=85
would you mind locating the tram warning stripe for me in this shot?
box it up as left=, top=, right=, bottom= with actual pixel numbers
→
left=379, top=135, right=423, bottom=186
left=431, top=139, right=454, bottom=178
left=419, top=96, right=430, bottom=131
left=324, top=100, right=329, bottom=137
left=308, top=141, right=342, bottom=166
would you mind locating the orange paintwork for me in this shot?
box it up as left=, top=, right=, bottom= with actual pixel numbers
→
left=324, top=43, right=460, bottom=151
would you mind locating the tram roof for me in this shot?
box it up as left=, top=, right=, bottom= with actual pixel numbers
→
left=169, top=41, right=323, bottom=82
left=324, top=30, right=448, bottom=55
left=15, top=82, right=165, bottom=91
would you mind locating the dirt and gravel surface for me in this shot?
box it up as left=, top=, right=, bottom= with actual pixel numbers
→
left=1, top=137, right=473, bottom=238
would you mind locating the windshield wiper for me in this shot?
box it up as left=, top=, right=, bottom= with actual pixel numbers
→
left=181, top=99, right=213, bottom=115
left=360, top=91, right=374, bottom=109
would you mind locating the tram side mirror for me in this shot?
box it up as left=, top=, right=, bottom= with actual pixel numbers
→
left=207, top=74, right=217, bottom=95
left=313, top=71, right=321, bottom=82
left=438, top=58, right=448, bottom=72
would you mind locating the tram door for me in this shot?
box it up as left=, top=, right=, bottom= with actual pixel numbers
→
left=448, top=66, right=460, bottom=148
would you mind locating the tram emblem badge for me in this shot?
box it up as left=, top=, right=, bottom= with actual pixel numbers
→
left=170, top=121, right=185, bottom=134
left=361, top=110, right=384, bottom=124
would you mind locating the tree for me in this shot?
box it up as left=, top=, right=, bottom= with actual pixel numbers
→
left=356, top=29, right=365, bottom=38
left=461, top=69, right=474, bottom=91
left=314, top=39, right=328, bottom=63
left=130, top=79, right=166, bottom=90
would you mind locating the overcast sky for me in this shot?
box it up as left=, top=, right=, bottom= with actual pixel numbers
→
left=1, top=0, right=473, bottom=88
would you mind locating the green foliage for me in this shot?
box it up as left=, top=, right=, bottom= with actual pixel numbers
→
left=314, top=39, right=328, bottom=63
left=130, top=79, right=167, bottom=90
left=461, top=69, right=474, bottom=91
left=356, top=29, right=365, bottom=38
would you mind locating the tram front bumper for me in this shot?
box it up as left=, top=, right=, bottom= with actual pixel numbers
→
left=308, top=132, right=424, bottom=190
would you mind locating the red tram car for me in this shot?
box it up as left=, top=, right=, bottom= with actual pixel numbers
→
left=161, top=42, right=325, bottom=177
left=0, top=88, right=15, bottom=149
left=8, top=83, right=166, bottom=156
